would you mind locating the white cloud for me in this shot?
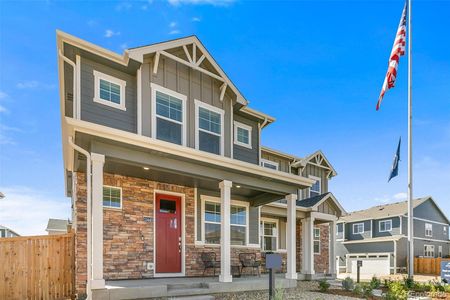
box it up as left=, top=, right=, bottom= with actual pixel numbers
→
left=374, top=192, right=407, bottom=204
left=0, top=104, right=8, bottom=114
left=16, top=80, right=55, bottom=90
left=192, top=17, right=201, bottom=22
left=105, top=29, right=121, bottom=38
left=0, top=91, right=7, bottom=99
left=115, top=2, right=132, bottom=11
left=0, top=186, right=70, bottom=236
left=141, top=0, right=153, bottom=10
left=169, top=29, right=181, bottom=35
left=168, top=0, right=234, bottom=6
left=393, top=192, right=407, bottom=201
left=169, top=21, right=177, bottom=28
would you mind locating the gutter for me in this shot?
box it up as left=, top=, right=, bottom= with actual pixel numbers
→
left=67, top=137, right=92, bottom=296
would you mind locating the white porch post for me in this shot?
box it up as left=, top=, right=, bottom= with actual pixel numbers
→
left=286, top=193, right=298, bottom=280
left=301, top=214, right=315, bottom=277
left=90, top=153, right=105, bottom=289
left=329, top=221, right=336, bottom=275
left=219, top=180, right=232, bottom=283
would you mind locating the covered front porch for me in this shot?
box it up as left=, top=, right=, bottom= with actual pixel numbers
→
left=68, top=129, right=315, bottom=297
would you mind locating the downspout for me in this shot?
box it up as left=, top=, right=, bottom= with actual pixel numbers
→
left=58, top=50, right=77, bottom=118
left=68, top=136, right=92, bottom=297
left=258, top=117, right=268, bottom=164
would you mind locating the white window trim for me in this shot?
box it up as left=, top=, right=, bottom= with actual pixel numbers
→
left=150, top=83, right=187, bottom=146
left=93, top=70, right=126, bottom=111
left=194, top=100, right=225, bottom=156
left=314, top=227, right=321, bottom=254
left=425, top=223, right=433, bottom=237
left=353, top=223, right=364, bottom=234
left=102, top=185, right=122, bottom=209
left=260, top=158, right=279, bottom=171
left=308, top=175, right=321, bottom=197
left=200, top=195, right=249, bottom=246
left=233, top=121, right=252, bottom=149
left=438, top=245, right=443, bottom=258
left=424, top=244, right=435, bottom=258
left=260, top=217, right=279, bottom=252
left=379, top=219, right=393, bottom=232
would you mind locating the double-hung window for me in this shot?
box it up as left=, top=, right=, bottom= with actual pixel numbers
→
left=103, top=186, right=122, bottom=209
left=203, top=198, right=248, bottom=245
left=93, top=70, right=126, bottom=110
left=353, top=223, right=364, bottom=234
left=151, top=84, right=186, bottom=146
left=309, top=176, right=321, bottom=197
left=439, top=246, right=443, bottom=258
left=425, top=223, right=433, bottom=237
left=260, top=159, right=279, bottom=171
left=314, top=228, right=321, bottom=254
left=424, top=244, right=435, bottom=257
left=195, top=101, right=224, bottom=155
left=234, top=121, right=252, bottom=149
left=379, top=219, right=392, bottom=232
left=260, top=219, right=278, bottom=251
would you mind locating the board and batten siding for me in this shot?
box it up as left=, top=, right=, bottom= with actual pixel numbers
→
left=142, top=57, right=234, bottom=158
left=299, top=164, right=329, bottom=200
left=233, top=113, right=259, bottom=164
left=80, top=57, right=137, bottom=133
left=260, top=152, right=291, bottom=173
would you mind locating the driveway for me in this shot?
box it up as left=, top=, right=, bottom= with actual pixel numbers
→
left=337, top=272, right=439, bottom=282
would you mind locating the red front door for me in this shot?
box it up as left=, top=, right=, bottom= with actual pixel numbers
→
left=155, top=193, right=182, bottom=273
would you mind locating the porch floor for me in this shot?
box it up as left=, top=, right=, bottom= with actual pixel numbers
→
left=94, top=274, right=297, bottom=300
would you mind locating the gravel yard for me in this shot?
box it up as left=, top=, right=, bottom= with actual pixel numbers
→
left=213, top=281, right=358, bottom=300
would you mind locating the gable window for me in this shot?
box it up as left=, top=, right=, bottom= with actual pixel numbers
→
left=309, top=176, right=321, bottom=197
left=203, top=198, right=248, bottom=245
left=314, top=228, right=321, bottom=254
left=260, top=218, right=278, bottom=251
left=425, top=223, right=433, bottom=237
left=93, top=70, right=126, bottom=110
left=151, top=84, right=187, bottom=146
left=260, top=159, right=279, bottom=171
left=424, top=244, right=435, bottom=257
left=379, top=220, right=392, bottom=232
left=353, top=223, right=364, bottom=234
left=195, top=100, right=224, bottom=155
left=103, top=186, right=122, bottom=209
left=234, top=121, right=252, bottom=149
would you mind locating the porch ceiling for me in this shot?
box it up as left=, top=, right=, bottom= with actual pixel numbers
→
left=74, top=133, right=295, bottom=206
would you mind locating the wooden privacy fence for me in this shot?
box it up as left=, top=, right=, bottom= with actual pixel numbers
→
left=0, top=232, right=75, bottom=300
left=414, top=257, right=450, bottom=275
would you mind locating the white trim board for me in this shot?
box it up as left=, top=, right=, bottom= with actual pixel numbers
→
left=93, top=70, right=127, bottom=111
left=233, top=121, right=252, bottom=149
left=194, top=100, right=225, bottom=156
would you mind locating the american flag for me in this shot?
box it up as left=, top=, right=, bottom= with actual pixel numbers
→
left=376, top=3, right=407, bottom=111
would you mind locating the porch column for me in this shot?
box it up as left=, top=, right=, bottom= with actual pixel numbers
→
left=219, top=180, right=232, bottom=283
left=286, top=193, right=298, bottom=280
left=301, top=215, right=315, bottom=277
left=329, top=221, right=336, bottom=275
left=90, top=153, right=105, bottom=289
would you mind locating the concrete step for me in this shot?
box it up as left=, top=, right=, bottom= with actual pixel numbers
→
left=167, top=287, right=210, bottom=297
left=167, top=282, right=208, bottom=290
left=169, top=296, right=214, bottom=300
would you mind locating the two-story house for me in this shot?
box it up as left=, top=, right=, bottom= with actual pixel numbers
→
left=56, top=31, right=345, bottom=299
left=336, top=197, right=450, bottom=277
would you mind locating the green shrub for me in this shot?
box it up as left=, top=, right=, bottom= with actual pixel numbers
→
left=413, top=282, right=431, bottom=292
left=342, top=276, right=354, bottom=291
left=274, top=284, right=284, bottom=300
left=386, top=281, right=408, bottom=300
left=370, top=276, right=381, bottom=289
left=403, top=276, right=414, bottom=289
left=353, top=283, right=363, bottom=297
left=362, top=283, right=373, bottom=297
left=318, top=279, right=330, bottom=292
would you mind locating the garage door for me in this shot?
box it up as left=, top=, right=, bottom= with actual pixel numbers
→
left=349, top=254, right=390, bottom=277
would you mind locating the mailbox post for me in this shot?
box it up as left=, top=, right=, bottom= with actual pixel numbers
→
left=356, top=260, right=363, bottom=283
left=266, top=253, right=282, bottom=300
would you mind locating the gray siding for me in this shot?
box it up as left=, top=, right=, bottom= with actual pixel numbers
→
left=336, top=223, right=344, bottom=240
left=414, top=199, right=449, bottom=224
left=261, top=152, right=291, bottom=173
left=64, top=62, right=74, bottom=118
left=345, top=220, right=372, bottom=240
left=299, top=164, right=329, bottom=200
left=414, top=239, right=450, bottom=258
left=80, top=57, right=137, bottom=132
left=414, top=219, right=449, bottom=241
left=233, top=113, right=259, bottom=164
left=144, top=57, right=234, bottom=158
left=373, top=217, right=401, bottom=238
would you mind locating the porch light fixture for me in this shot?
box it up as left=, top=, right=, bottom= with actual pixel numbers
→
left=236, top=185, right=241, bottom=188
left=143, top=167, right=150, bottom=170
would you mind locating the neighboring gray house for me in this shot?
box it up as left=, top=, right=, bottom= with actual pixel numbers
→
left=0, top=225, right=20, bottom=238
left=46, top=218, right=70, bottom=235
left=336, top=197, right=450, bottom=276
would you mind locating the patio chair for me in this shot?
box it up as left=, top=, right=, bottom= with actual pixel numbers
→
left=239, top=252, right=261, bottom=276
left=201, top=252, right=221, bottom=276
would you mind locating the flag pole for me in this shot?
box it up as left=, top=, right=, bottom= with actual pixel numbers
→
left=407, top=0, right=414, bottom=279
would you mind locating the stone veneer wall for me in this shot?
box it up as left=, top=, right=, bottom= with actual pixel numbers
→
left=73, top=172, right=331, bottom=295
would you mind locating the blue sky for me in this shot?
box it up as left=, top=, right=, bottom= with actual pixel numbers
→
left=0, top=0, right=449, bottom=235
